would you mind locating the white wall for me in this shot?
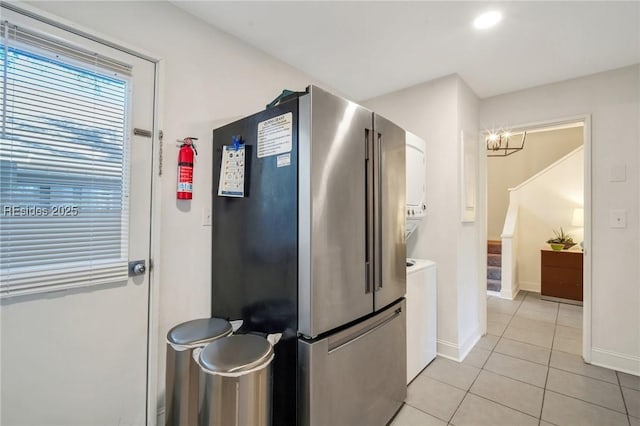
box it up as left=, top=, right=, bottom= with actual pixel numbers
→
left=457, top=79, right=482, bottom=353
left=481, top=65, right=640, bottom=374
left=488, top=127, right=584, bottom=240
left=513, top=147, right=584, bottom=292
left=25, top=0, right=328, bottom=417
left=364, top=74, right=482, bottom=361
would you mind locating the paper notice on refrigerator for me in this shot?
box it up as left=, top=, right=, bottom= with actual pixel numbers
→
left=218, top=145, right=245, bottom=197
left=257, top=112, right=292, bottom=158
left=276, top=153, right=291, bottom=168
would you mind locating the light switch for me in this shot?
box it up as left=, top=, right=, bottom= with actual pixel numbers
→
left=609, top=209, right=627, bottom=228
left=610, top=163, right=626, bottom=182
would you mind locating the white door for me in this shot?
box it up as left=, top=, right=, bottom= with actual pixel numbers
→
left=0, top=8, right=155, bottom=426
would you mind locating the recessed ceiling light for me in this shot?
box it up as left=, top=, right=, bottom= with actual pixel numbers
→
left=474, top=11, right=502, bottom=29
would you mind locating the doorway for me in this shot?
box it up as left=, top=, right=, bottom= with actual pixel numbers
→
left=0, top=7, right=157, bottom=425
left=482, top=116, right=591, bottom=360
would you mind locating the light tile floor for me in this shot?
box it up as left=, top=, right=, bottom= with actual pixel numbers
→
left=390, top=291, right=640, bottom=426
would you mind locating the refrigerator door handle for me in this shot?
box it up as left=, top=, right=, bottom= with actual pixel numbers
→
left=365, top=128, right=374, bottom=294
left=327, top=306, right=402, bottom=353
left=375, top=131, right=383, bottom=291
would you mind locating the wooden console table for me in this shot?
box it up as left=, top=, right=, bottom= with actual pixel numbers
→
left=541, top=249, right=583, bottom=305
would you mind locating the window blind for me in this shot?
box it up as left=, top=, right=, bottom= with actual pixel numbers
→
left=0, top=21, right=132, bottom=298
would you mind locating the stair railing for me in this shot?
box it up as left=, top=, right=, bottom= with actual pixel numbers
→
left=500, top=193, right=519, bottom=299
left=498, top=146, right=583, bottom=300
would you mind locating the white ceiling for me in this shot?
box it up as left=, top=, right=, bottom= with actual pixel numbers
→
left=171, top=1, right=640, bottom=101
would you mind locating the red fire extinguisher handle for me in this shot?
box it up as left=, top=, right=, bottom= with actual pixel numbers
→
left=182, top=137, right=198, bottom=155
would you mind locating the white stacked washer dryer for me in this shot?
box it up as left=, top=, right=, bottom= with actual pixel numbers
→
left=405, top=132, right=437, bottom=384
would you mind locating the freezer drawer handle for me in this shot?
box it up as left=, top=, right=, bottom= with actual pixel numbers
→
left=328, top=307, right=402, bottom=353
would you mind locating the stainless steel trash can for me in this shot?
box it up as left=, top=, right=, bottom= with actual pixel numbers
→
left=197, top=334, right=275, bottom=426
left=165, top=318, right=233, bottom=426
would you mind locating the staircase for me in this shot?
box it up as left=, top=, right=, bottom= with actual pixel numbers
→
left=487, top=240, right=502, bottom=292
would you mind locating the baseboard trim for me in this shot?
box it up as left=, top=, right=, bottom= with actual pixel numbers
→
left=437, top=328, right=481, bottom=362
left=487, top=290, right=501, bottom=297
left=437, top=339, right=460, bottom=361
left=518, top=280, right=540, bottom=293
left=500, top=285, right=519, bottom=300
left=459, top=328, right=481, bottom=362
left=591, top=347, right=640, bottom=376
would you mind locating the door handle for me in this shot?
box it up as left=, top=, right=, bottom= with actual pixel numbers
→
left=128, top=260, right=146, bottom=276
left=375, top=132, right=383, bottom=291
left=365, top=128, right=374, bottom=294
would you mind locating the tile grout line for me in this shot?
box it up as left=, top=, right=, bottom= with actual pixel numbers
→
left=465, top=392, right=542, bottom=422
left=558, top=300, right=634, bottom=417
left=495, top=334, right=553, bottom=353
left=493, top=290, right=526, bottom=342
left=485, top=294, right=551, bottom=392
left=430, top=361, right=547, bottom=392
left=547, top=303, right=630, bottom=418
left=616, top=369, right=632, bottom=421
left=482, top=358, right=548, bottom=389
left=408, top=293, right=631, bottom=426
left=444, top=293, right=512, bottom=425
left=544, top=389, right=632, bottom=417
left=444, top=292, right=528, bottom=425
left=445, top=371, right=477, bottom=424
left=400, top=401, right=451, bottom=424
left=521, top=292, right=548, bottom=423
left=548, top=364, right=626, bottom=386
left=485, top=294, right=630, bottom=425
left=540, top=301, right=560, bottom=422
left=474, top=293, right=542, bottom=422
left=501, top=299, right=557, bottom=349
left=474, top=362, right=631, bottom=416
left=422, top=374, right=478, bottom=393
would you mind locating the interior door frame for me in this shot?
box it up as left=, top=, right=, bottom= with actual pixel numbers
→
left=480, top=113, right=592, bottom=362
left=3, top=3, right=165, bottom=424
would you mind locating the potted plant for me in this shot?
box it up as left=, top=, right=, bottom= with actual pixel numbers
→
left=546, top=228, right=576, bottom=250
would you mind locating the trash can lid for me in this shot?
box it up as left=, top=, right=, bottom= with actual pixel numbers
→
left=199, top=334, right=273, bottom=374
left=167, top=318, right=232, bottom=347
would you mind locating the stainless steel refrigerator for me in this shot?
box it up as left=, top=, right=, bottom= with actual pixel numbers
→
left=212, top=85, right=406, bottom=426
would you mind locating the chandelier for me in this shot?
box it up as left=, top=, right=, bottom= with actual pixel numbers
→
left=486, top=131, right=527, bottom=157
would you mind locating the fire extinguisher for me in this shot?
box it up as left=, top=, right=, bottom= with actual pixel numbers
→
left=177, top=137, right=198, bottom=200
